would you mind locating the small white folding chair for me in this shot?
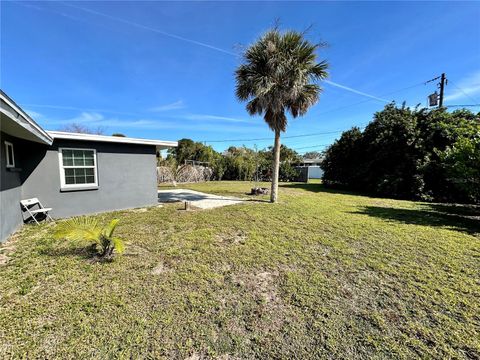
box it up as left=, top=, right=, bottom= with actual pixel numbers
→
left=20, top=198, right=53, bottom=224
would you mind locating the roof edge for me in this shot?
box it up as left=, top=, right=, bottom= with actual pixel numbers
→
left=47, top=131, right=178, bottom=148
left=0, top=90, right=53, bottom=145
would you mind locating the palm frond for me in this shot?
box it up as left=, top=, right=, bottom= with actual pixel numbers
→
left=235, top=28, right=329, bottom=133
left=54, top=217, right=101, bottom=243
left=111, top=237, right=125, bottom=254
left=103, top=219, right=119, bottom=239
left=54, top=217, right=125, bottom=258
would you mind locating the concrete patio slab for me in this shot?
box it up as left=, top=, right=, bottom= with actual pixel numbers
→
left=157, top=189, right=243, bottom=209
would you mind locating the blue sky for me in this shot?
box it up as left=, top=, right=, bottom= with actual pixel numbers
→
left=2, top=1, right=479, bottom=154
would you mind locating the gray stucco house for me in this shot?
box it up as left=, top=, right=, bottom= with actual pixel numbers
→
left=0, top=90, right=177, bottom=242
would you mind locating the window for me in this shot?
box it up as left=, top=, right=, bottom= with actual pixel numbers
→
left=58, top=148, right=98, bottom=190
left=4, top=141, right=15, bottom=168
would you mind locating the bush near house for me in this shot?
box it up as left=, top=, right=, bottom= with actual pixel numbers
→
left=321, top=104, right=480, bottom=203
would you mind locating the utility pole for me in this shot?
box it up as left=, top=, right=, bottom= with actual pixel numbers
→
left=425, top=73, right=447, bottom=108
left=438, top=73, right=447, bottom=108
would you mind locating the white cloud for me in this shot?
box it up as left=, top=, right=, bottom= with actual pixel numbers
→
left=149, top=100, right=185, bottom=112
left=444, top=71, right=480, bottom=103
left=42, top=111, right=262, bottom=133
left=182, top=114, right=251, bottom=123
left=66, top=112, right=105, bottom=123
left=20, top=103, right=140, bottom=116
left=25, top=109, right=42, bottom=119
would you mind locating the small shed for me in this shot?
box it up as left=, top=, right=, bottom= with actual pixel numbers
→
left=296, top=158, right=324, bottom=180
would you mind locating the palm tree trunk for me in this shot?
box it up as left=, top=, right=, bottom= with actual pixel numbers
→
left=270, top=129, right=281, bottom=203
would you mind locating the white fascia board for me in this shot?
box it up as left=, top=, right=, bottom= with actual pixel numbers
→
left=47, top=131, right=178, bottom=148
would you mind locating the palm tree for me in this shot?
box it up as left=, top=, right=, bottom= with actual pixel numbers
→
left=235, top=29, right=328, bottom=202
left=55, top=217, right=125, bottom=259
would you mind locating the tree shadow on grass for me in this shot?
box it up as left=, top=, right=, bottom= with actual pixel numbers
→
left=39, top=243, right=99, bottom=260
left=280, top=182, right=369, bottom=197
left=353, top=204, right=480, bottom=235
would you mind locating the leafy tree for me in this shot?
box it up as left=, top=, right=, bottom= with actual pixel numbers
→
left=235, top=28, right=328, bottom=202
left=321, top=104, right=480, bottom=203
left=260, top=145, right=302, bottom=181
left=303, top=151, right=323, bottom=159
left=322, top=127, right=363, bottom=189
left=161, top=137, right=306, bottom=183
left=222, top=146, right=258, bottom=181
left=438, top=136, right=480, bottom=203
left=167, top=138, right=197, bottom=165
left=167, top=138, right=219, bottom=167
left=360, top=104, right=423, bottom=198
left=55, top=218, right=124, bottom=259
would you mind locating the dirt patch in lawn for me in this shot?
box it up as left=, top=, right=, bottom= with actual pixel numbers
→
left=225, top=269, right=294, bottom=341
left=151, top=262, right=172, bottom=275
left=215, top=230, right=247, bottom=245
left=0, top=253, right=8, bottom=266
left=232, top=270, right=281, bottom=307
left=0, top=235, right=19, bottom=266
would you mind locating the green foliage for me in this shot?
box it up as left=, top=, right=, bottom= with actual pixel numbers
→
left=259, top=145, right=303, bottom=181
left=438, top=136, right=480, bottom=203
left=235, top=28, right=328, bottom=132
left=278, top=162, right=300, bottom=182
left=321, top=127, right=364, bottom=189
left=55, top=217, right=124, bottom=258
left=322, top=104, right=480, bottom=203
left=165, top=138, right=224, bottom=179
left=167, top=138, right=220, bottom=166
left=222, top=146, right=259, bottom=181
left=165, top=139, right=303, bottom=182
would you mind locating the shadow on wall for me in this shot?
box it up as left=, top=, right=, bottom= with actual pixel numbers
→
left=352, top=204, right=480, bottom=235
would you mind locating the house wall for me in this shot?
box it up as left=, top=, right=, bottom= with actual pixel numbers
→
left=0, top=131, right=30, bottom=242
left=21, top=139, right=158, bottom=219
left=1, top=135, right=158, bottom=243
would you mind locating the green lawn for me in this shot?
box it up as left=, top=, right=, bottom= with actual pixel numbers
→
left=1, top=181, right=479, bottom=359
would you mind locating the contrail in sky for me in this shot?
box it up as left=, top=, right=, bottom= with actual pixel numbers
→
left=61, top=2, right=388, bottom=103
left=61, top=2, right=237, bottom=56
left=324, top=80, right=389, bottom=102
left=16, top=1, right=388, bottom=106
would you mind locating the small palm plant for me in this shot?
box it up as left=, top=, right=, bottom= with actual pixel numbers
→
left=55, top=217, right=124, bottom=258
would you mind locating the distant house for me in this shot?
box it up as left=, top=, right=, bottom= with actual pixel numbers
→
left=296, top=158, right=323, bottom=180
left=0, top=90, right=177, bottom=242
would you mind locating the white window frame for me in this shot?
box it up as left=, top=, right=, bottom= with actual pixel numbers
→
left=4, top=141, right=15, bottom=168
left=58, top=147, right=98, bottom=190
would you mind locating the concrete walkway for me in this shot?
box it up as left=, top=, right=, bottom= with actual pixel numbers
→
left=157, top=189, right=243, bottom=209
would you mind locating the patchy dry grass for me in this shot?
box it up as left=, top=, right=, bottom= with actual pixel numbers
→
left=0, top=181, right=479, bottom=359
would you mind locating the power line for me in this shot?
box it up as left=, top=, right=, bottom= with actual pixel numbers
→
left=316, top=81, right=426, bottom=117
left=448, top=80, right=480, bottom=104
left=202, top=129, right=355, bottom=143
left=200, top=80, right=426, bottom=144
left=291, top=144, right=330, bottom=150
left=446, top=104, right=480, bottom=108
